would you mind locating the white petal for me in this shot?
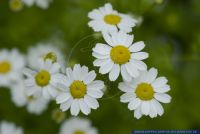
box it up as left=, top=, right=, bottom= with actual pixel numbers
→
left=23, top=68, right=36, bottom=77
left=87, top=89, right=103, bottom=99
left=92, top=52, right=109, bottom=59
left=120, top=92, right=136, bottom=103
left=70, top=99, right=80, bottom=116
left=134, top=107, right=142, bottom=119
left=79, top=99, right=91, bottom=115
left=93, top=43, right=111, bottom=55
left=154, top=85, right=170, bottom=93
left=99, top=60, right=114, bottom=74
left=129, top=41, right=145, bottom=52
left=56, top=93, right=71, bottom=104
left=102, top=32, right=114, bottom=46
left=125, top=62, right=139, bottom=78
left=118, top=82, right=133, bottom=92
left=50, top=63, right=60, bottom=74
left=131, top=52, right=149, bottom=60
left=109, top=64, right=120, bottom=81
left=128, top=98, right=141, bottom=110
left=151, top=99, right=164, bottom=116
left=141, top=101, right=150, bottom=115
left=152, top=77, right=168, bottom=88
left=145, top=68, right=157, bottom=83
left=83, top=71, right=96, bottom=84
left=149, top=100, right=158, bottom=118
left=93, top=58, right=111, bottom=67
left=60, top=98, right=73, bottom=111
left=88, top=9, right=103, bottom=20
left=87, top=80, right=105, bottom=90
left=130, top=59, right=147, bottom=71
left=73, top=64, right=81, bottom=80
left=120, top=64, right=132, bottom=82
left=84, top=95, right=99, bottom=109
left=66, top=68, right=74, bottom=82
left=154, top=93, right=171, bottom=103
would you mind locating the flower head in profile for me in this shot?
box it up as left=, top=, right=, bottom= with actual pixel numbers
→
left=0, top=121, right=23, bottom=134
left=24, top=60, right=62, bottom=99
left=56, top=64, right=105, bottom=116
left=88, top=3, right=137, bottom=33
left=0, top=49, right=25, bottom=87
left=119, top=68, right=171, bottom=119
left=59, top=117, right=98, bottom=134
left=93, top=31, right=148, bottom=81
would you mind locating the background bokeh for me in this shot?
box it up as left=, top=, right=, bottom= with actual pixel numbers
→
left=0, top=0, right=200, bottom=134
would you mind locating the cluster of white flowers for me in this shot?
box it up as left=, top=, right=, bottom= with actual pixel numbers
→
left=9, top=0, right=52, bottom=11
left=0, top=2, right=172, bottom=134
left=88, top=3, right=171, bottom=119
left=0, top=121, right=23, bottom=134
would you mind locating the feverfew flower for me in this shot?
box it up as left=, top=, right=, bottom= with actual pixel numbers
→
left=88, top=3, right=137, bottom=33
left=22, top=0, right=52, bottom=9
left=59, top=117, right=98, bottom=134
left=27, top=43, right=65, bottom=71
left=0, top=121, right=23, bottom=134
left=10, top=79, right=49, bottom=115
left=24, top=60, right=62, bottom=99
left=119, top=68, right=171, bottom=119
left=0, top=49, right=25, bottom=87
left=9, top=0, right=24, bottom=12
left=56, top=64, right=105, bottom=116
left=93, top=31, right=148, bottom=81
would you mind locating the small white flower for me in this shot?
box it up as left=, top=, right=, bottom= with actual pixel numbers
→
left=27, top=43, right=65, bottom=71
left=92, top=31, right=148, bottom=81
left=0, top=49, right=25, bottom=87
left=88, top=3, right=137, bottom=33
left=59, top=117, right=98, bottom=134
left=22, top=0, right=52, bottom=9
left=119, top=68, right=171, bottom=119
left=24, top=60, right=62, bottom=99
left=10, top=79, right=49, bottom=115
left=0, top=121, right=23, bottom=134
left=56, top=64, right=105, bottom=116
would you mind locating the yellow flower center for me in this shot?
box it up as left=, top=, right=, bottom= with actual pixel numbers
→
left=135, top=83, right=154, bottom=101
left=104, top=14, right=121, bottom=25
left=70, top=80, right=87, bottom=98
left=0, top=61, right=11, bottom=74
left=35, top=70, right=51, bottom=87
left=44, top=52, right=57, bottom=63
left=73, top=130, right=85, bottom=134
left=9, top=0, right=23, bottom=12
left=27, top=95, right=35, bottom=101
left=110, top=45, right=131, bottom=64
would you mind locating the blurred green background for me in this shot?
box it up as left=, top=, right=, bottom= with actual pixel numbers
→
left=0, top=0, right=200, bottom=134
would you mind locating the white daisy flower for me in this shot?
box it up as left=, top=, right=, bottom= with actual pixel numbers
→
left=24, top=60, right=62, bottom=99
left=0, top=49, right=25, bottom=87
left=59, top=117, right=98, bottom=134
left=0, top=121, right=23, bottom=134
left=56, top=64, right=105, bottom=116
left=88, top=3, right=137, bottom=33
left=22, top=0, right=52, bottom=9
left=27, top=43, right=65, bottom=71
left=10, top=79, right=49, bottom=115
left=92, top=31, right=149, bottom=81
left=9, top=0, right=24, bottom=12
left=119, top=68, right=171, bottom=119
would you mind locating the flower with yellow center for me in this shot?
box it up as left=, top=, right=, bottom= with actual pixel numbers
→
left=88, top=3, right=137, bottom=33
left=56, top=64, right=105, bottom=116
left=24, top=60, right=62, bottom=99
left=0, top=61, right=11, bottom=74
left=119, top=68, right=171, bottom=119
left=59, top=117, right=98, bottom=134
left=0, top=49, right=25, bottom=87
left=9, top=0, right=23, bottom=12
left=93, top=31, right=149, bottom=81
